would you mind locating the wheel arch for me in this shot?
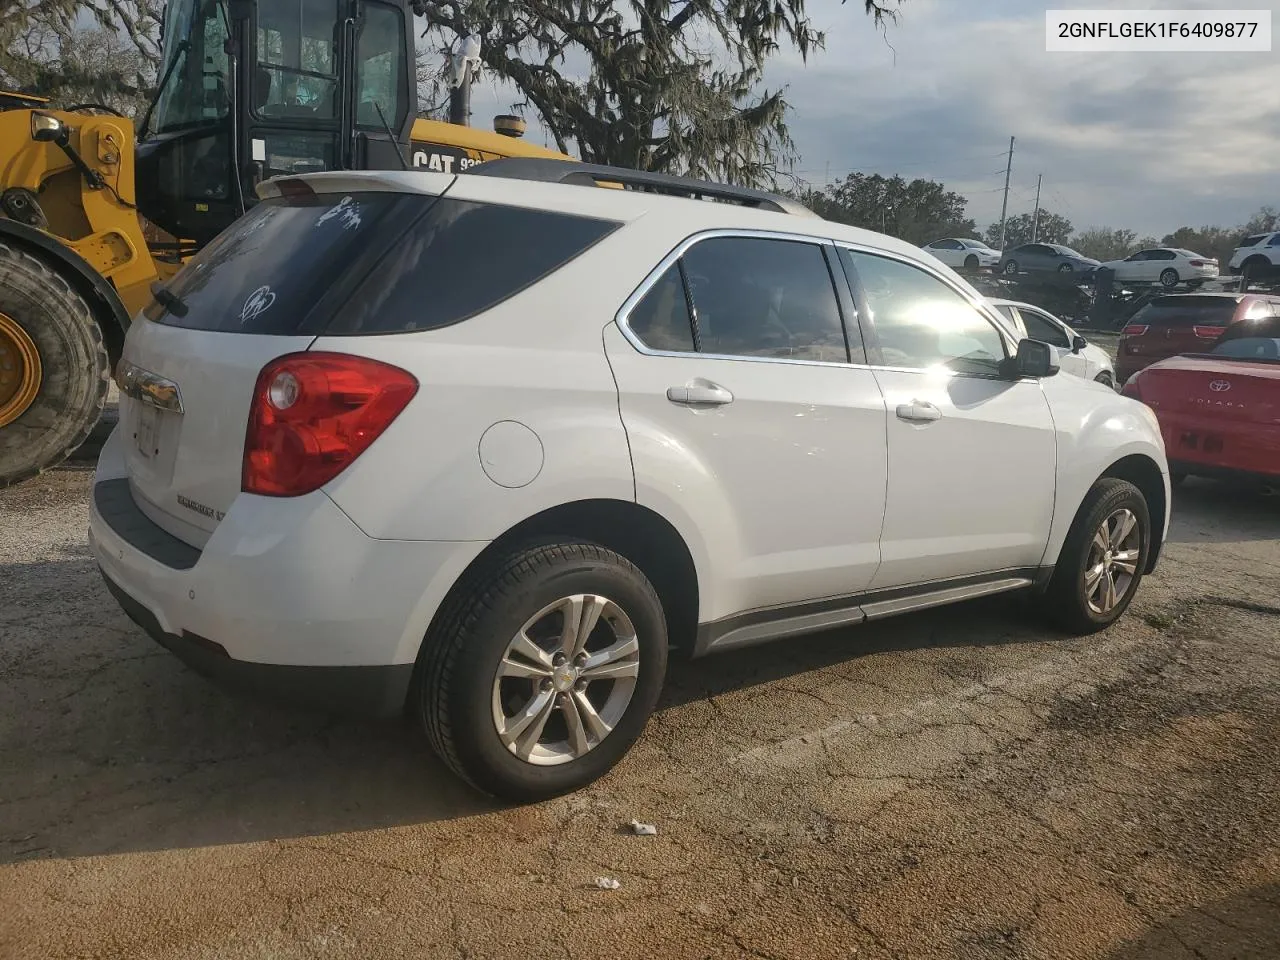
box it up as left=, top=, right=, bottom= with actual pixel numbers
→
left=1100, top=453, right=1166, bottom=573
left=0, top=218, right=131, bottom=368
left=420, top=498, right=701, bottom=657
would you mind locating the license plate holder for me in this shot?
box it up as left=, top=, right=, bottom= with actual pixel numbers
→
left=135, top=403, right=160, bottom=459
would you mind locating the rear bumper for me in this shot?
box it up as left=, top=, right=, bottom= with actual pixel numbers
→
left=100, top=571, right=413, bottom=716
left=89, top=426, right=487, bottom=716
left=1169, top=460, right=1280, bottom=485
left=1159, top=414, right=1280, bottom=483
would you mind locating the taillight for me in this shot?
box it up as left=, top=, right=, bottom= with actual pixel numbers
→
left=1189, top=259, right=1211, bottom=267
left=1121, top=324, right=1148, bottom=337
left=243, top=352, right=418, bottom=497
left=1192, top=326, right=1222, bottom=339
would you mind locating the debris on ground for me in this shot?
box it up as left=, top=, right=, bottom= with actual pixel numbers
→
left=628, top=819, right=657, bottom=836
left=593, top=876, right=622, bottom=890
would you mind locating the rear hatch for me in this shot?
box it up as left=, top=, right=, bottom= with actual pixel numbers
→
left=118, top=174, right=454, bottom=546
left=1121, top=295, right=1241, bottom=366
left=1137, top=355, right=1280, bottom=425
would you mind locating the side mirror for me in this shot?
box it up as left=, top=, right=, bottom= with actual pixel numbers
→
left=1072, top=335, right=1087, bottom=354
left=1002, top=338, right=1059, bottom=380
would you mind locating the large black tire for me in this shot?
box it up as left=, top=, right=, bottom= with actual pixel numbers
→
left=416, top=541, right=668, bottom=801
left=0, top=242, right=109, bottom=487
left=1044, top=478, right=1150, bottom=635
left=963, top=254, right=979, bottom=271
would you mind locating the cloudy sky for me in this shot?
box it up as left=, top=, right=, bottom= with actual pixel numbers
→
left=456, top=0, right=1279, bottom=238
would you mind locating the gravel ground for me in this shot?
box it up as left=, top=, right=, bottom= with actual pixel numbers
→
left=2, top=464, right=1278, bottom=959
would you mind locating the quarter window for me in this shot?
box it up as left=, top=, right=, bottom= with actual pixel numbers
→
left=628, top=264, right=696, bottom=353
left=840, top=249, right=1008, bottom=375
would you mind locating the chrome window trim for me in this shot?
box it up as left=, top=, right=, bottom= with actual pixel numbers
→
left=613, top=228, right=864, bottom=370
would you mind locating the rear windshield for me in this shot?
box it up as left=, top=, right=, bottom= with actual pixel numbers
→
left=1129, top=296, right=1239, bottom=328
left=145, top=191, right=619, bottom=334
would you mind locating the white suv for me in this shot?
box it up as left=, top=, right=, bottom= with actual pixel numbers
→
left=1228, top=231, right=1280, bottom=276
left=90, top=161, right=1170, bottom=801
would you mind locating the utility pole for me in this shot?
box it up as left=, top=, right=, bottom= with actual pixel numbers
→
left=448, top=36, right=481, bottom=126
left=997, top=136, right=1015, bottom=250
left=1031, top=173, right=1043, bottom=242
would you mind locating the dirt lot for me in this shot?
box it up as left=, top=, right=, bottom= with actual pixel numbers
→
left=2, top=460, right=1279, bottom=959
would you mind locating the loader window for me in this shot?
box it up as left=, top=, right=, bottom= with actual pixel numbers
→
left=356, top=3, right=409, bottom=128
left=150, top=0, right=231, bottom=132
left=255, top=0, right=340, bottom=119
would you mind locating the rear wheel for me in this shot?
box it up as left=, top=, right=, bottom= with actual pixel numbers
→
left=1159, top=268, right=1179, bottom=288
left=1044, top=478, right=1150, bottom=634
left=0, top=243, right=109, bottom=487
left=1003, top=260, right=1018, bottom=275
left=417, top=541, right=668, bottom=801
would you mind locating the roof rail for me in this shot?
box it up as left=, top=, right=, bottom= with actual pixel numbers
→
left=466, top=158, right=818, bottom=218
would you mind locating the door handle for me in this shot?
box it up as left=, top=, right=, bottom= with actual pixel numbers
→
left=667, top=380, right=734, bottom=406
left=895, top=400, right=941, bottom=423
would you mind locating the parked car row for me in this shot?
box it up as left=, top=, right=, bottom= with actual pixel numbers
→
left=90, top=162, right=1171, bottom=801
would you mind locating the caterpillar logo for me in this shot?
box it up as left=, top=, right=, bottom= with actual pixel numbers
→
left=410, top=144, right=484, bottom=174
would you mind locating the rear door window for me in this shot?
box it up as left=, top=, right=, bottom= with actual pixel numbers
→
left=681, top=237, right=851, bottom=363
left=1129, top=296, right=1240, bottom=329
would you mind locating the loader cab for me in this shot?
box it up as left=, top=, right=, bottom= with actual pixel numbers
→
left=135, top=0, right=415, bottom=245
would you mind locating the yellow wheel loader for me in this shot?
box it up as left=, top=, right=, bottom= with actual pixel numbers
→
left=0, top=0, right=570, bottom=486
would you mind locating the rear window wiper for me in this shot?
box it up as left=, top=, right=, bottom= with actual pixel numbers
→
left=150, top=281, right=189, bottom=317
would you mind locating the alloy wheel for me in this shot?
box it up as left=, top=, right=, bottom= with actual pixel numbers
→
left=491, top=594, right=641, bottom=766
left=1084, top=508, right=1142, bottom=615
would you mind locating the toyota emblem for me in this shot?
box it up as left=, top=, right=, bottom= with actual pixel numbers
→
left=1208, top=380, right=1231, bottom=392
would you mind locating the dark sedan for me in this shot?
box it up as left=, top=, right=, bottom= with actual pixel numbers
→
left=998, top=242, right=1100, bottom=278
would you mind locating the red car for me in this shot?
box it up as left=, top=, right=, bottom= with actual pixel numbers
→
left=1122, top=316, right=1280, bottom=485
left=1115, top=292, right=1280, bottom=385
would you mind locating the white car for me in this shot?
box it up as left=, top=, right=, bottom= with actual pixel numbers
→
left=1228, top=231, right=1280, bottom=276
left=920, top=237, right=1002, bottom=271
left=90, top=161, right=1170, bottom=801
left=1098, top=247, right=1219, bottom=288
left=988, top=298, right=1117, bottom=388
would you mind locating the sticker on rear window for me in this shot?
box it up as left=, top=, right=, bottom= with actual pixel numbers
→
left=316, top=195, right=362, bottom=231
left=240, top=285, right=277, bottom=325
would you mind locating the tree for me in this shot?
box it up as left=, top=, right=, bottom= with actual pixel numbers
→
left=985, top=210, right=1072, bottom=249
left=1, top=0, right=160, bottom=116
left=1241, top=205, right=1280, bottom=236
left=418, top=0, right=905, bottom=186
left=800, top=172, right=974, bottom=244
left=1072, top=226, right=1138, bottom=262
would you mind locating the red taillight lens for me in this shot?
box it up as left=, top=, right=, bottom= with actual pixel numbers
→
left=1192, top=326, right=1222, bottom=339
left=243, top=352, right=418, bottom=497
left=1190, top=259, right=1210, bottom=267
left=1121, top=324, right=1149, bottom=337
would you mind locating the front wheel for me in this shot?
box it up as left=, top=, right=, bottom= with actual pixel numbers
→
left=1044, top=478, right=1150, bottom=634
left=0, top=242, right=110, bottom=487
left=416, top=541, right=668, bottom=801
left=1094, top=372, right=1114, bottom=390
left=964, top=254, right=979, bottom=271
left=1159, top=268, right=1179, bottom=288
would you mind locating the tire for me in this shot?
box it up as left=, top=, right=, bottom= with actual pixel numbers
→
left=1003, top=260, right=1018, bottom=275
left=1159, top=268, right=1178, bottom=288
left=1044, top=478, right=1150, bottom=635
left=1242, top=256, right=1272, bottom=282
left=964, top=254, right=979, bottom=271
left=1094, top=372, right=1114, bottom=390
left=0, top=242, right=109, bottom=487
left=416, top=540, right=668, bottom=801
